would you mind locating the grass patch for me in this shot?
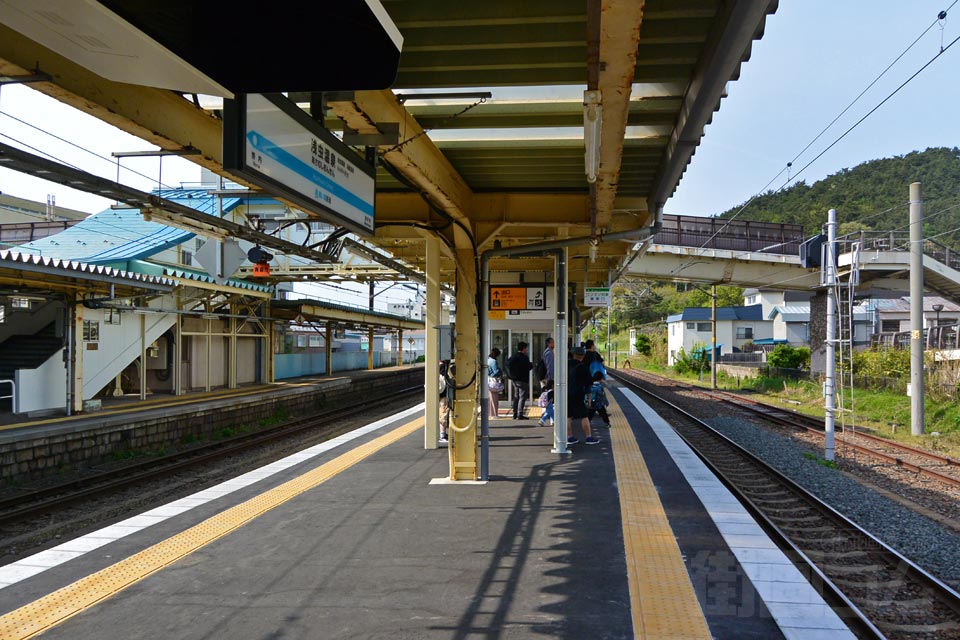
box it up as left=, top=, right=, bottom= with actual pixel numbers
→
left=258, top=407, right=289, bottom=428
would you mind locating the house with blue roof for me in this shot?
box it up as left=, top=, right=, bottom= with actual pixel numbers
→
left=666, top=303, right=771, bottom=365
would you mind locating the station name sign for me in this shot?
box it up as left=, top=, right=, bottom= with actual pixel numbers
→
left=223, top=93, right=376, bottom=235
left=489, top=286, right=546, bottom=311
left=584, top=287, right=611, bottom=306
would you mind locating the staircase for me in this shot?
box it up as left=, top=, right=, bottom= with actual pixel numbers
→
left=0, top=322, right=62, bottom=382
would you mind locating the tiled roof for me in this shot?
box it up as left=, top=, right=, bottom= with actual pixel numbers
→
left=871, top=296, right=960, bottom=313
left=16, top=192, right=240, bottom=263
left=668, top=304, right=764, bottom=322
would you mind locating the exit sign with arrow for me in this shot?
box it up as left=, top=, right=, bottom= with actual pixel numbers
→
left=489, top=286, right=546, bottom=311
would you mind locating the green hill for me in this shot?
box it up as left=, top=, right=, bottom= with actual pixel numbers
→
left=716, top=147, right=960, bottom=243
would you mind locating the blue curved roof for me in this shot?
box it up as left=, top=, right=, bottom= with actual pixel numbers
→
left=17, top=190, right=241, bottom=263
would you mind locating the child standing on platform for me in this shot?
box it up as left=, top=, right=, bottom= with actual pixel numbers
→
left=537, top=378, right=554, bottom=427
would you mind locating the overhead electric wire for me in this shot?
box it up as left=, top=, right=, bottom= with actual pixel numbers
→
left=785, top=4, right=952, bottom=173
left=0, top=110, right=186, bottom=191
left=780, top=30, right=960, bottom=192
left=666, top=9, right=958, bottom=283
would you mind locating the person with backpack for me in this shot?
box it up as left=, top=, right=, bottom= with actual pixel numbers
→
left=567, top=347, right=600, bottom=445
left=505, top=342, right=534, bottom=420
left=487, top=347, right=504, bottom=419
left=536, top=337, right=555, bottom=385
left=438, top=360, right=452, bottom=443
left=587, top=369, right=611, bottom=427
left=537, top=378, right=554, bottom=427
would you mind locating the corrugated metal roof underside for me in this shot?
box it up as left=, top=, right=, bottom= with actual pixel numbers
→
left=358, top=0, right=774, bottom=199
left=274, top=298, right=425, bottom=325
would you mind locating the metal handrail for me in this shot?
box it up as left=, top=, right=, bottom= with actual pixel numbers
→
left=0, top=379, right=16, bottom=414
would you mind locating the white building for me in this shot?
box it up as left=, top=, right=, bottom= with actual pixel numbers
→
left=666, top=304, right=770, bottom=365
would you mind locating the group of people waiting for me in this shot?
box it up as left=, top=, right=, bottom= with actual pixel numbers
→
left=487, top=337, right=609, bottom=446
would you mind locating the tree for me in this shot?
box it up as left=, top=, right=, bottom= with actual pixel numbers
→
left=634, top=333, right=652, bottom=356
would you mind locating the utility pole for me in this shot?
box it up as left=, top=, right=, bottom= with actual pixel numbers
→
left=824, top=209, right=837, bottom=462
left=711, top=285, right=717, bottom=390
left=909, top=182, right=925, bottom=435
left=606, top=272, right=612, bottom=363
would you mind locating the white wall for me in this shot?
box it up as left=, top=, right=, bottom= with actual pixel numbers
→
left=80, top=306, right=177, bottom=399
left=16, top=351, right=66, bottom=413
left=237, top=338, right=258, bottom=385
left=785, top=322, right=809, bottom=344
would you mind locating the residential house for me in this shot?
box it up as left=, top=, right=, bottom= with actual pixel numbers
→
left=666, top=304, right=769, bottom=365
left=869, top=295, right=960, bottom=348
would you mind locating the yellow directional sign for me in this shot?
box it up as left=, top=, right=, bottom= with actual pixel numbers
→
left=490, top=287, right=527, bottom=310
left=489, top=286, right=546, bottom=311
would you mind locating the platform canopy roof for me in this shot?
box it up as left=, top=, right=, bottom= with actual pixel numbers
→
left=0, top=0, right=778, bottom=311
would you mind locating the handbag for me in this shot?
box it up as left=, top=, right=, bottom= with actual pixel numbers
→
left=488, top=376, right=504, bottom=392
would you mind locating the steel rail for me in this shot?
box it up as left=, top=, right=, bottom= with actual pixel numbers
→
left=0, top=386, right=422, bottom=526
left=615, top=368, right=960, bottom=488
left=612, top=370, right=960, bottom=640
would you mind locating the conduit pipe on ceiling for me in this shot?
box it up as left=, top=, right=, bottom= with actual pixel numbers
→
left=477, top=225, right=656, bottom=480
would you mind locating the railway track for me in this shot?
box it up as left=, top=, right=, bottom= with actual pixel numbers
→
left=615, top=368, right=960, bottom=489
left=612, top=371, right=960, bottom=640
left=0, top=386, right=422, bottom=529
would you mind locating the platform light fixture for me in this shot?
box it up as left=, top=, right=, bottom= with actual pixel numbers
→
left=583, top=90, right=602, bottom=183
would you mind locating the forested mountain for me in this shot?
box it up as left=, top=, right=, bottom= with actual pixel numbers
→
left=716, top=147, right=960, bottom=241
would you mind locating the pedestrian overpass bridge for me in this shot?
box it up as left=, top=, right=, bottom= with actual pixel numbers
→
left=624, top=215, right=960, bottom=300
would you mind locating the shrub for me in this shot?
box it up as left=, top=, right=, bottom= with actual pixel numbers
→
left=767, top=345, right=810, bottom=369
left=852, top=347, right=911, bottom=378
left=674, top=345, right=710, bottom=375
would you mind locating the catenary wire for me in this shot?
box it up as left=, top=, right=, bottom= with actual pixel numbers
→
left=671, top=7, right=958, bottom=270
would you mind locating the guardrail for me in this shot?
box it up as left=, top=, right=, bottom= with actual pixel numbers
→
left=0, top=379, right=16, bottom=413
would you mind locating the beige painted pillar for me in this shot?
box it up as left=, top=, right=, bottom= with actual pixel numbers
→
left=229, top=309, right=238, bottom=389
left=174, top=313, right=183, bottom=395
left=450, top=246, right=479, bottom=481
left=424, top=236, right=441, bottom=448
left=72, top=303, right=83, bottom=413
left=398, top=329, right=404, bottom=367
left=367, top=326, right=375, bottom=370
left=205, top=317, right=211, bottom=393
left=140, top=313, right=147, bottom=400
left=264, top=301, right=273, bottom=385
left=325, top=322, right=333, bottom=376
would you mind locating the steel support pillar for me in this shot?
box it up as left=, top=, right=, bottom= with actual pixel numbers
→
left=325, top=322, right=333, bottom=376
left=425, top=237, right=441, bottom=449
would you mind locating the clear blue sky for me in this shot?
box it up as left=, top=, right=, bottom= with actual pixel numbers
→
left=665, top=0, right=960, bottom=217
left=0, top=0, right=957, bottom=219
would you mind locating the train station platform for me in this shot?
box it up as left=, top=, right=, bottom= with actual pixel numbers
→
left=0, top=382, right=856, bottom=639
left=0, top=365, right=424, bottom=488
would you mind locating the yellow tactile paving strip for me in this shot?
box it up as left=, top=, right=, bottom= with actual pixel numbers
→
left=0, top=416, right=424, bottom=640
left=606, top=394, right=712, bottom=639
